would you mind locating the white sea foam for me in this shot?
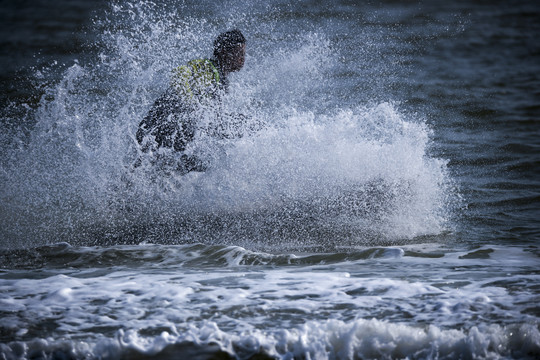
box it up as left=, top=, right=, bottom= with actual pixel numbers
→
left=1, top=318, right=538, bottom=359
left=1, top=245, right=538, bottom=351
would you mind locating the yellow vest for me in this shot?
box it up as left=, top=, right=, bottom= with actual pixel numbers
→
left=170, top=59, right=220, bottom=103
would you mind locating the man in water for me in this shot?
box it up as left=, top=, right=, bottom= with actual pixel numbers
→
left=136, top=29, right=247, bottom=174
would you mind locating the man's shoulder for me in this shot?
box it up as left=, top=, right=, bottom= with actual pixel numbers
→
left=170, top=58, right=222, bottom=100
left=174, top=59, right=217, bottom=74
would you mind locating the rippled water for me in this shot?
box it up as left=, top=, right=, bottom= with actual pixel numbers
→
left=1, top=0, right=539, bottom=359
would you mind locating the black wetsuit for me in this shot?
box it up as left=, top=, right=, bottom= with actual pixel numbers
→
left=136, top=88, right=195, bottom=153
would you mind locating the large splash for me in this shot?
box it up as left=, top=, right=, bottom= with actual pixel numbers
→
left=0, top=1, right=454, bottom=250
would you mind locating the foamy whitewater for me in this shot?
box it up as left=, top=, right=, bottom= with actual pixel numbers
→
left=1, top=0, right=539, bottom=359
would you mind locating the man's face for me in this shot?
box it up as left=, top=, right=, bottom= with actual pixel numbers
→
left=224, top=44, right=246, bottom=72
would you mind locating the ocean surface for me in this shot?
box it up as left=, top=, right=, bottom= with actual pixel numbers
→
left=1, top=0, right=539, bottom=359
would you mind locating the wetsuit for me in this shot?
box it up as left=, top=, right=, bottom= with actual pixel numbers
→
left=136, top=59, right=226, bottom=173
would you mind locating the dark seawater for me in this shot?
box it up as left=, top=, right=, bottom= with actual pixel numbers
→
left=1, top=0, right=539, bottom=359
